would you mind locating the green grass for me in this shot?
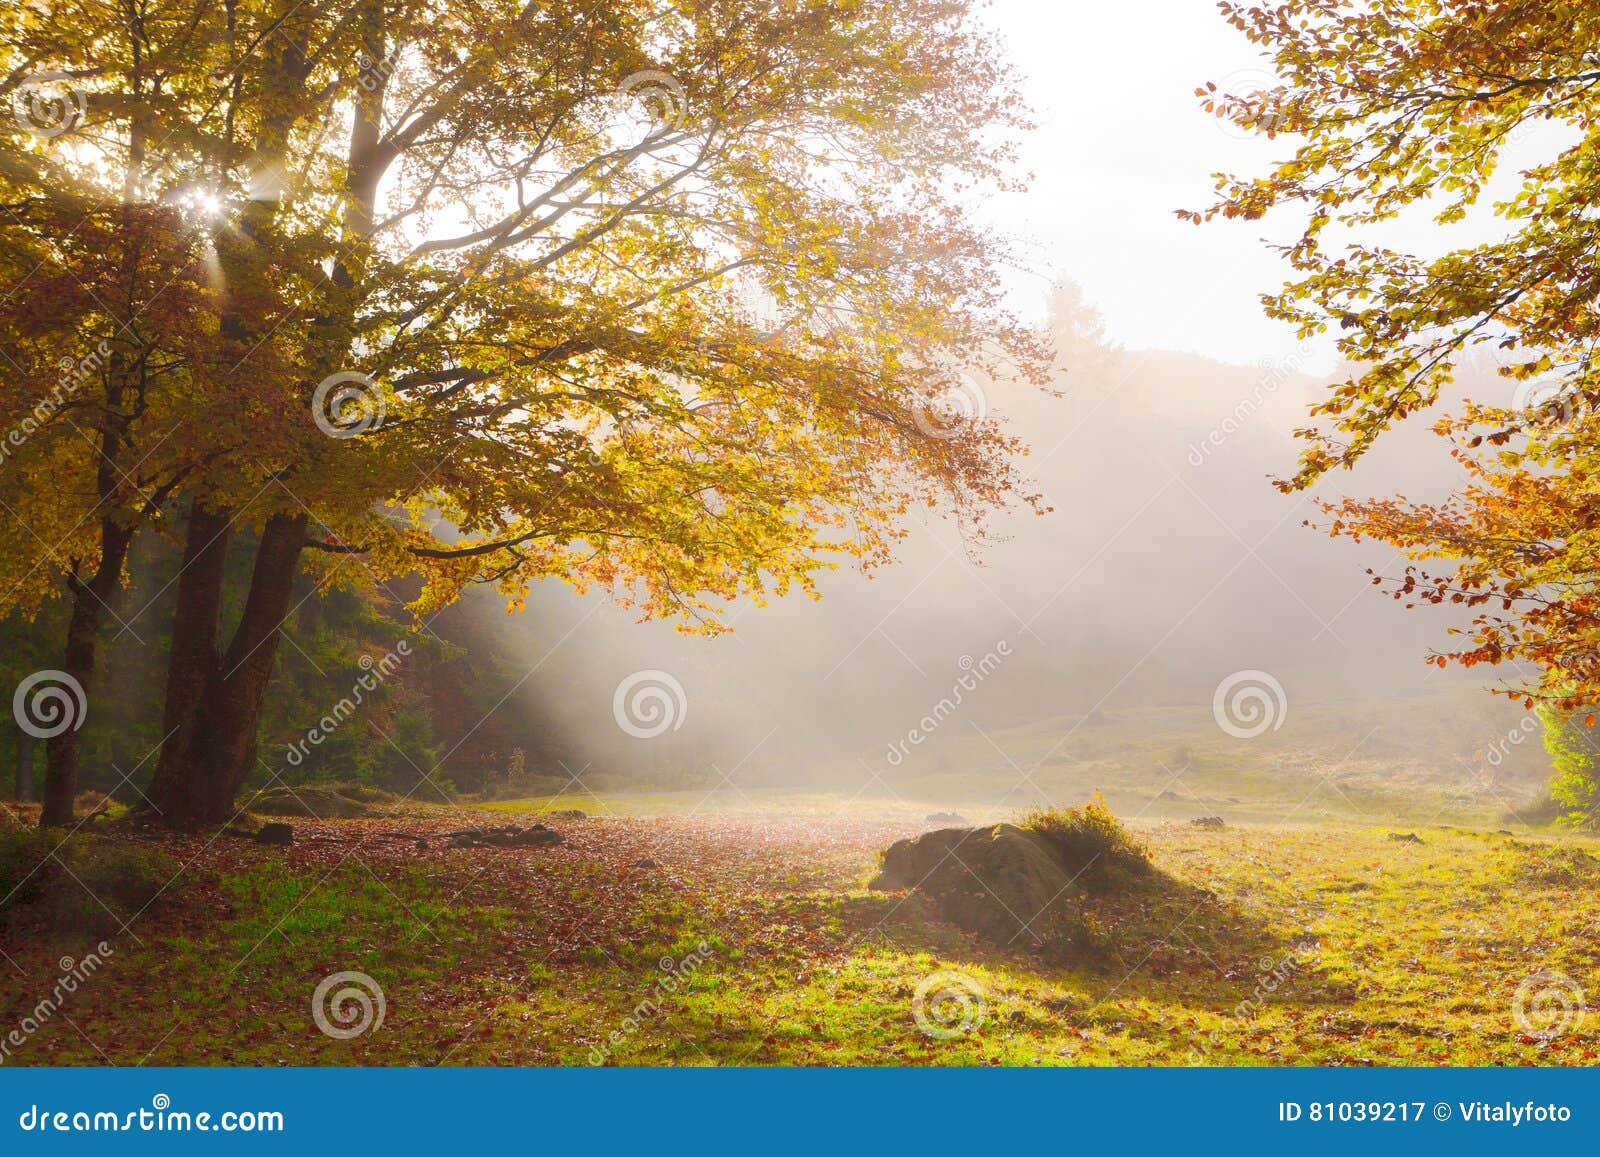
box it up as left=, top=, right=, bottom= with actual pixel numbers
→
left=2, top=796, right=1596, bottom=1066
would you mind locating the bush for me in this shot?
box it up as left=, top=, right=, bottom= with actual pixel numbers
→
left=1020, top=792, right=1151, bottom=878
left=0, top=827, right=176, bottom=938
left=1541, top=709, right=1600, bottom=828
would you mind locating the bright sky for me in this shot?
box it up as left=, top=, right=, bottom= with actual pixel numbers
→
left=982, top=0, right=1332, bottom=370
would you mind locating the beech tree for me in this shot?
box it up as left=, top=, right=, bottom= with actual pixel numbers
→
left=1190, top=0, right=1600, bottom=713
left=3, top=0, right=1046, bottom=826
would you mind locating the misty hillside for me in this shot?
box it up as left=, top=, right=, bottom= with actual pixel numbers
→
left=452, top=285, right=1551, bottom=814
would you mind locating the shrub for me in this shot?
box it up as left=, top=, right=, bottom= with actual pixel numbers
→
left=0, top=827, right=176, bottom=938
left=1020, top=792, right=1151, bottom=878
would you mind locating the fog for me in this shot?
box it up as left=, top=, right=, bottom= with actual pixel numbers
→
left=448, top=282, right=1548, bottom=807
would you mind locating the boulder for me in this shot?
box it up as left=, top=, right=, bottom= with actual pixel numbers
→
left=871, top=824, right=1080, bottom=945
left=255, top=822, right=294, bottom=846
left=447, top=824, right=564, bottom=850
left=1190, top=816, right=1225, bottom=829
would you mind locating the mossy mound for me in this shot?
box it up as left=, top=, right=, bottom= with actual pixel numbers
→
left=251, top=784, right=398, bottom=819
left=871, top=805, right=1158, bottom=951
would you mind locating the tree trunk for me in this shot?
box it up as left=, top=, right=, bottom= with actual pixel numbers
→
left=146, top=511, right=308, bottom=826
left=39, top=520, right=134, bottom=827
left=15, top=727, right=34, bottom=803
left=143, top=504, right=234, bottom=823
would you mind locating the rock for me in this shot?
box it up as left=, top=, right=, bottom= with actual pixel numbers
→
left=1387, top=832, right=1424, bottom=844
left=255, top=822, right=294, bottom=846
left=924, top=812, right=967, bottom=825
left=448, top=824, right=563, bottom=849
left=549, top=809, right=588, bottom=821
left=1190, top=816, right=1225, bottom=828
left=253, top=786, right=374, bottom=818
left=873, top=824, right=1084, bottom=945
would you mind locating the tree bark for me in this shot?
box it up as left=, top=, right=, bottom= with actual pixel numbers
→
left=39, top=519, right=134, bottom=827
left=146, top=511, right=307, bottom=826
left=15, top=726, right=34, bottom=803
left=143, top=504, right=234, bottom=823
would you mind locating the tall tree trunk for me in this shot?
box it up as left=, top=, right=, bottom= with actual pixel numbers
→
left=143, top=504, right=234, bottom=823
left=146, top=511, right=307, bottom=826
left=39, top=519, right=134, bottom=827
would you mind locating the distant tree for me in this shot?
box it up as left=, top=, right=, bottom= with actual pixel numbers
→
left=1189, top=0, right=1600, bottom=713
left=1541, top=708, right=1600, bottom=828
left=3, top=0, right=1047, bottom=825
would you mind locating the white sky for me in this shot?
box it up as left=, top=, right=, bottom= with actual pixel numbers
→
left=981, top=0, right=1338, bottom=370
